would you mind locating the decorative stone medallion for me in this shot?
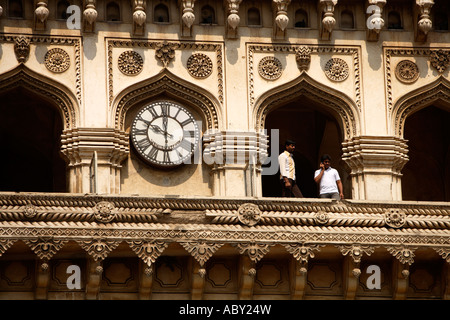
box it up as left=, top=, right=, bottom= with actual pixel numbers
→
left=314, top=211, right=329, bottom=225
left=23, top=204, right=37, bottom=219
left=384, top=208, right=406, bottom=228
left=44, top=48, right=70, bottom=73
left=258, top=56, right=283, bottom=80
left=395, top=60, right=419, bottom=84
left=237, top=203, right=261, bottom=226
left=94, top=201, right=116, bottom=223
left=118, top=51, right=143, bottom=75
left=187, top=53, right=213, bottom=79
left=324, top=58, right=349, bottom=81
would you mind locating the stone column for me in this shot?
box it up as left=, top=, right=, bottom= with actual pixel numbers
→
left=203, top=130, right=268, bottom=197
left=60, top=128, right=129, bottom=194
left=342, top=136, right=408, bottom=201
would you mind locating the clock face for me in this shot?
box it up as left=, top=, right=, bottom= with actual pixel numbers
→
left=131, top=101, right=201, bottom=167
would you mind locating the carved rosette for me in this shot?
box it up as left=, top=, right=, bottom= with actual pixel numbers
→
left=395, top=60, right=419, bottom=84
left=284, top=244, right=324, bottom=265
left=338, top=244, right=375, bottom=264
left=127, top=240, right=168, bottom=268
left=24, top=238, right=68, bottom=260
left=23, top=203, right=38, bottom=218
left=258, top=56, right=283, bottom=80
left=237, top=203, right=261, bottom=226
left=235, top=243, right=273, bottom=263
left=44, top=48, right=70, bottom=73
left=118, top=51, right=143, bottom=76
left=314, top=211, right=329, bottom=225
left=180, top=241, right=223, bottom=266
left=94, top=201, right=116, bottom=223
left=324, top=58, right=349, bottom=81
left=155, top=42, right=176, bottom=68
left=387, top=246, right=416, bottom=265
left=78, top=239, right=120, bottom=261
left=384, top=208, right=406, bottom=228
left=187, top=53, right=213, bottom=79
left=295, top=46, right=311, bottom=72
left=14, top=36, right=31, bottom=63
left=430, top=50, right=450, bottom=74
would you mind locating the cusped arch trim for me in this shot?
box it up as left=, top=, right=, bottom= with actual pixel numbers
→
left=253, top=73, right=359, bottom=140
left=0, top=64, right=78, bottom=130
left=112, top=69, right=222, bottom=131
left=392, top=76, right=450, bottom=138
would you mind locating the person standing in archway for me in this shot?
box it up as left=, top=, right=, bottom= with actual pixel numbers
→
left=314, top=154, right=344, bottom=200
left=278, top=140, right=303, bottom=198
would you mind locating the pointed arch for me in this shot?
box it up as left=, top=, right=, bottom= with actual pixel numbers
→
left=253, top=73, right=360, bottom=140
left=0, top=64, right=78, bottom=129
left=112, top=69, right=222, bottom=131
left=392, top=76, right=450, bottom=138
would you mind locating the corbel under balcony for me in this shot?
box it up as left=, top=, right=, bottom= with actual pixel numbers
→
left=319, top=0, right=337, bottom=41
left=225, top=0, right=242, bottom=39
left=366, top=0, right=386, bottom=41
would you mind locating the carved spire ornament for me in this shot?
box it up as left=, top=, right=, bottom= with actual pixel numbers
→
left=416, top=0, right=434, bottom=42
left=133, top=0, right=146, bottom=35
left=319, top=0, right=338, bottom=40
left=181, top=0, right=196, bottom=37
left=366, top=0, right=386, bottom=41
left=83, top=0, right=98, bottom=32
left=34, top=0, right=49, bottom=30
left=225, top=0, right=242, bottom=38
left=273, top=0, right=291, bottom=39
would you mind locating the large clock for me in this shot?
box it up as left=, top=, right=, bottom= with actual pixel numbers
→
left=131, top=101, right=201, bottom=167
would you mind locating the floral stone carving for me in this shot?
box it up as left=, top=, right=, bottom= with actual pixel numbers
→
left=237, top=203, right=261, bottom=226
left=258, top=56, right=283, bottom=80
left=384, top=208, right=406, bottom=228
left=430, top=49, right=450, bottom=74
left=324, top=58, right=349, bottom=81
left=395, top=60, right=419, bottom=84
left=118, top=51, right=143, bottom=75
left=94, top=201, right=116, bottom=223
left=187, top=53, right=213, bottom=79
left=45, top=48, right=70, bottom=73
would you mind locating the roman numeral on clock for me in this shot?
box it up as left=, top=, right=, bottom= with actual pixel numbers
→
left=147, top=147, right=158, bottom=160
left=136, top=138, right=151, bottom=151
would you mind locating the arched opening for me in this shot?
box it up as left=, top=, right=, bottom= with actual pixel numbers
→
left=8, top=0, right=23, bottom=18
left=401, top=105, right=450, bottom=201
left=247, top=7, right=261, bottom=26
left=200, top=5, right=215, bottom=25
left=154, top=3, right=169, bottom=23
left=294, top=9, right=308, bottom=28
left=56, top=0, right=70, bottom=20
left=433, top=0, right=449, bottom=31
left=106, top=1, right=121, bottom=22
left=340, top=10, right=354, bottom=29
left=0, top=87, right=67, bottom=192
left=387, top=11, right=402, bottom=29
left=262, top=97, right=350, bottom=198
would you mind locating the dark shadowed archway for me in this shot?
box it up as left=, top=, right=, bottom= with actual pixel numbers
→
left=0, top=87, right=66, bottom=192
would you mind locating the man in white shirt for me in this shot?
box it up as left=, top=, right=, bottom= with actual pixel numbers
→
left=278, top=140, right=303, bottom=198
left=314, top=154, right=344, bottom=200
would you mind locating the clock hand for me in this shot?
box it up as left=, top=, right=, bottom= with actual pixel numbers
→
left=149, top=124, right=174, bottom=139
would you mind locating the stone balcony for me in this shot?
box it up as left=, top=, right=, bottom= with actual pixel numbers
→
left=0, top=191, right=449, bottom=299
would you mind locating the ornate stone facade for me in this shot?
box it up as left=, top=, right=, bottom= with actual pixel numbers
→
left=0, top=0, right=449, bottom=300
